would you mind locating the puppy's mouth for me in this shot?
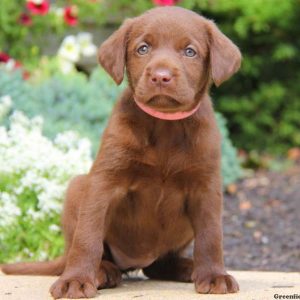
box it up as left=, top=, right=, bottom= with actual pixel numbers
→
left=146, top=95, right=182, bottom=112
left=133, top=82, right=199, bottom=119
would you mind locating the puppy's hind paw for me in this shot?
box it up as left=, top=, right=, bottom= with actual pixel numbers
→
left=97, top=260, right=122, bottom=289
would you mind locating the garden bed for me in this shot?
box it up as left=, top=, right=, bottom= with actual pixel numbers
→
left=223, top=164, right=300, bottom=271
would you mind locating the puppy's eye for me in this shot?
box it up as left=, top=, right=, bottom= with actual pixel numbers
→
left=184, top=47, right=197, bottom=57
left=137, top=44, right=149, bottom=55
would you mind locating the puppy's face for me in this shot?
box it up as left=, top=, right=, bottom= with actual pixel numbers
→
left=99, top=7, right=241, bottom=113
left=126, top=11, right=209, bottom=113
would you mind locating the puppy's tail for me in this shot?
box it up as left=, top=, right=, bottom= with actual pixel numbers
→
left=0, top=256, right=66, bottom=276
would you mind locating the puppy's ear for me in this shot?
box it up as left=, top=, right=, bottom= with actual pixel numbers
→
left=207, top=21, right=242, bottom=87
left=98, top=19, right=134, bottom=85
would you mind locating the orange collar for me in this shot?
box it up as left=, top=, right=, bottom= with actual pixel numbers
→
left=134, top=98, right=201, bottom=121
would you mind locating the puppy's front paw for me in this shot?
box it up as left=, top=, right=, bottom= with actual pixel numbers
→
left=193, top=271, right=239, bottom=294
left=50, top=275, right=97, bottom=299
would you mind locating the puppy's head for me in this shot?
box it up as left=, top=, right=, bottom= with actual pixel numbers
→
left=99, top=7, right=241, bottom=113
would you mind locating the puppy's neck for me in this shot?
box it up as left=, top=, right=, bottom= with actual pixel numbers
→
left=116, top=87, right=215, bottom=152
left=120, top=87, right=212, bottom=125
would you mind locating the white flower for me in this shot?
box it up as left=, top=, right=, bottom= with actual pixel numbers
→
left=23, top=248, right=33, bottom=258
left=38, top=251, right=48, bottom=260
left=77, top=32, right=97, bottom=57
left=0, top=97, right=93, bottom=229
left=27, top=0, right=44, bottom=4
left=10, top=111, right=31, bottom=128
left=0, top=192, right=21, bottom=227
left=0, top=95, right=12, bottom=108
left=51, top=6, right=64, bottom=17
left=56, top=32, right=97, bottom=71
left=4, top=59, right=16, bottom=71
left=49, top=224, right=60, bottom=232
left=27, top=209, right=43, bottom=220
left=0, top=95, right=12, bottom=120
left=31, top=115, right=44, bottom=129
left=58, top=36, right=80, bottom=63
left=0, top=127, right=9, bottom=146
left=58, top=58, right=75, bottom=74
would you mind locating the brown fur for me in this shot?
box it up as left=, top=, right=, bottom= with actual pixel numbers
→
left=1, top=7, right=241, bottom=299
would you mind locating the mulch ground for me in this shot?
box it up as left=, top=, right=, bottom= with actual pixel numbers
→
left=223, top=165, right=300, bottom=272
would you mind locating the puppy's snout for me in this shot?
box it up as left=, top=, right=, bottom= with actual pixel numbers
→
left=150, top=68, right=173, bottom=85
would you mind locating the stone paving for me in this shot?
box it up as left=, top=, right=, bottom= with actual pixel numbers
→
left=1, top=271, right=299, bottom=300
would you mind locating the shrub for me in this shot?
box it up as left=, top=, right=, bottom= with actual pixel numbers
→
left=0, top=0, right=105, bottom=66
left=0, top=95, right=92, bottom=262
left=184, top=0, right=300, bottom=154
left=29, top=69, right=123, bottom=150
left=0, top=68, right=123, bottom=153
left=217, top=113, right=241, bottom=187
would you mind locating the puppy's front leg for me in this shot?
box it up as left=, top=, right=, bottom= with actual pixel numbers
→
left=188, top=176, right=239, bottom=294
left=50, top=175, right=118, bottom=299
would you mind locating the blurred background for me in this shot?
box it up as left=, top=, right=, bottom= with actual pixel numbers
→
left=0, top=0, right=299, bottom=271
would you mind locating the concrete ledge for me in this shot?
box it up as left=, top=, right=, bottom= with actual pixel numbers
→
left=1, top=271, right=299, bottom=299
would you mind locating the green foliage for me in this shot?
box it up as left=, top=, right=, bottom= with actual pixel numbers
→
left=0, top=0, right=106, bottom=66
left=0, top=70, right=32, bottom=116
left=216, top=113, right=241, bottom=186
left=0, top=68, right=123, bottom=153
left=0, top=97, right=92, bottom=262
left=0, top=0, right=56, bottom=65
left=181, top=0, right=300, bottom=154
left=31, top=69, right=123, bottom=150
left=0, top=207, right=64, bottom=263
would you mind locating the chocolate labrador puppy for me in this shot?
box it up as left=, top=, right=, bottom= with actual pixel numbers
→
left=1, top=6, right=241, bottom=299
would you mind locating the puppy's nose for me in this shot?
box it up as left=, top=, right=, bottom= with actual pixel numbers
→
left=151, top=69, right=172, bottom=85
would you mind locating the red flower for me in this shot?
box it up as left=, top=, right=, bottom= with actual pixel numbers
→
left=0, top=52, right=10, bottom=63
left=153, top=0, right=179, bottom=5
left=26, top=0, right=49, bottom=15
left=22, top=70, right=31, bottom=80
left=14, top=61, right=23, bottom=69
left=64, top=6, right=78, bottom=26
left=0, top=54, right=30, bottom=80
left=13, top=60, right=31, bottom=80
left=14, top=61, right=31, bottom=80
left=19, top=13, right=33, bottom=26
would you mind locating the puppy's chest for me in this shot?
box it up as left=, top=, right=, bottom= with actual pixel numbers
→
left=119, top=132, right=197, bottom=209
left=135, top=124, right=196, bottom=173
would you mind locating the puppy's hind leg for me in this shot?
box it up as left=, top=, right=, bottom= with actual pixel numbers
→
left=97, top=260, right=122, bottom=289
left=142, top=253, right=193, bottom=282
